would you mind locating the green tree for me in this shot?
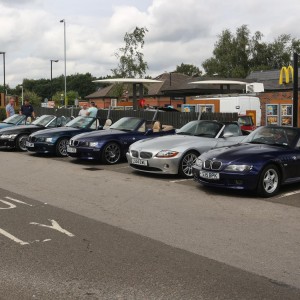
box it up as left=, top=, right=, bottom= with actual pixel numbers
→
left=112, top=26, right=148, bottom=78
left=202, top=25, right=300, bottom=78
left=175, top=63, right=202, bottom=76
left=52, top=90, right=79, bottom=107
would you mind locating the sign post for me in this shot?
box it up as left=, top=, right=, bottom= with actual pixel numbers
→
left=293, top=52, right=299, bottom=127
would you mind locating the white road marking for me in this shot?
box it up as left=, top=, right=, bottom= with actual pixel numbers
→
left=0, top=200, right=16, bottom=210
left=0, top=228, right=29, bottom=246
left=30, top=219, right=75, bottom=237
left=5, top=196, right=33, bottom=206
left=169, top=179, right=193, bottom=183
left=277, top=190, right=300, bottom=199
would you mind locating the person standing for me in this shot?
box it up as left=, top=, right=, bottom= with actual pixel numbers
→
left=87, top=101, right=98, bottom=118
left=6, top=97, right=15, bottom=118
left=20, top=98, right=35, bottom=120
left=78, top=103, right=89, bottom=116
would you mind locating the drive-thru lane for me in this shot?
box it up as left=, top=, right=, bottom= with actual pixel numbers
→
left=0, top=151, right=300, bottom=298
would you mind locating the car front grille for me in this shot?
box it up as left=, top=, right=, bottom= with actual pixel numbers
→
left=131, top=150, right=139, bottom=158
left=131, top=150, right=153, bottom=159
left=203, top=160, right=222, bottom=170
left=140, top=151, right=152, bottom=159
left=69, top=140, right=88, bottom=147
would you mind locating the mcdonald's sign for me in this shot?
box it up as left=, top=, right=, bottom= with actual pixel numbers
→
left=279, top=65, right=294, bottom=84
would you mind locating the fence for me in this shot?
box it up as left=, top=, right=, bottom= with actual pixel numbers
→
left=34, top=107, right=238, bottom=129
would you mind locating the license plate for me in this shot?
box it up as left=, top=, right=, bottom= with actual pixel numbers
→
left=200, top=170, right=220, bottom=180
left=67, top=146, right=77, bottom=153
left=132, top=158, right=148, bottom=166
left=26, top=141, right=34, bottom=147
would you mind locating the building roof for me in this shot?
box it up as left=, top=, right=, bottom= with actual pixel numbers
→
left=246, top=69, right=300, bottom=90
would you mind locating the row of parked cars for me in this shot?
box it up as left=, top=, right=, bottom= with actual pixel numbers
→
left=1, top=114, right=300, bottom=198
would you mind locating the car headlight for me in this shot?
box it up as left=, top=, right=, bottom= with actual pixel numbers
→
left=1, top=134, right=17, bottom=140
left=45, top=137, right=54, bottom=143
left=225, top=164, right=252, bottom=172
left=195, top=158, right=203, bottom=168
left=89, top=141, right=98, bottom=147
left=155, top=150, right=179, bottom=158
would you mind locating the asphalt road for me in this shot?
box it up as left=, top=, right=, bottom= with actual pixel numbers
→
left=0, top=150, right=300, bottom=299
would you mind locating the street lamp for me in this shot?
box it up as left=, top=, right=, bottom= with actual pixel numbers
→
left=60, top=19, right=67, bottom=107
left=0, top=51, right=5, bottom=95
left=20, top=85, right=24, bottom=105
left=50, top=59, right=59, bottom=100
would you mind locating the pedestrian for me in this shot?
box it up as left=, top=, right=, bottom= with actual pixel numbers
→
left=87, top=101, right=98, bottom=118
left=6, top=96, right=15, bottom=118
left=78, top=103, right=89, bottom=117
left=20, top=98, right=35, bottom=121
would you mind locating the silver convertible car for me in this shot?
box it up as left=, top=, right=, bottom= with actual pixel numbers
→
left=126, top=120, right=247, bottom=178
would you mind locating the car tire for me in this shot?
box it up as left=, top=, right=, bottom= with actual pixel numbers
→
left=257, top=164, right=280, bottom=197
left=55, top=138, right=69, bottom=157
left=16, top=134, right=29, bottom=151
left=101, top=142, right=121, bottom=164
left=178, top=151, right=199, bottom=178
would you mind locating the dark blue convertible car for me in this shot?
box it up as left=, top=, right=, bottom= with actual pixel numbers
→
left=26, top=116, right=103, bottom=157
left=67, top=117, right=175, bottom=164
left=193, top=126, right=300, bottom=197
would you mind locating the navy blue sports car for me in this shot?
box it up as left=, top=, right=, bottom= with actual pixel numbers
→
left=0, top=115, right=69, bottom=151
left=193, top=126, right=300, bottom=197
left=26, top=116, right=103, bottom=157
left=0, top=114, right=27, bottom=129
left=67, top=117, right=176, bottom=164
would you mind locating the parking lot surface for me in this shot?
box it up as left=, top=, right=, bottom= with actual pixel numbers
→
left=0, top=150, right=300, bottom=299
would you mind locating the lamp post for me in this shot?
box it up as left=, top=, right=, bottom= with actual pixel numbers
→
left=0, top=52, right=5, bottom=95
left=60, top=19, right=67, bottom=107
left=20, top=85, right=24, bottom=105
left=50, top=59, right=59, bottom=100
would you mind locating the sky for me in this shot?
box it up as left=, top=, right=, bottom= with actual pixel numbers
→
left=0, top=0, right=300, bottom=88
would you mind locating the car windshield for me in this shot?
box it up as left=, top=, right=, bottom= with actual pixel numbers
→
left=3, top=114, right=25, bottom=124
left=32, top=115, right=55, bottom=126
left=243, top=126, right=298, bottom=147
left=66, top=116, right=95, bottom=129
left=110, top=117, right=142, bottom=131
left=177, top=121, right=223, bottom=137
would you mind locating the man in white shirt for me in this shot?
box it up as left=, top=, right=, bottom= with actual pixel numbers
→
left=78, top=103, right=89, bottom=116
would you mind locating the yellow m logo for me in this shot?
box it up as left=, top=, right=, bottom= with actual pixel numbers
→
left=279, top=66, right=294, bottom=84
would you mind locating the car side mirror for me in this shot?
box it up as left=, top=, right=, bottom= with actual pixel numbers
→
left=98, top=125, right=104, bottom=130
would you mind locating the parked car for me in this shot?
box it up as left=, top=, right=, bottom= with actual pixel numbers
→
left=193, top=126, right=300, bottom=197
left=238, top=115, right=256, bottom=131
left=0, top=114, right=27, bottom=129
left=0, top=115, right=69, bottom=151
left=127, top=120, right=246, bottom=178
left=67, top=117, right=175, bottom=164
left=26, top=116, right=104, bottom=157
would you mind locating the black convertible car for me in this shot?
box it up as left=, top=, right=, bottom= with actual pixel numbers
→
left=0, top=115, right=69, bottom=151
left=26, top=116, right=103, bottom=157
left=67, top=117, right=175, bottom=164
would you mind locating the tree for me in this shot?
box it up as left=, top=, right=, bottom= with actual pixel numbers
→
left=202, top=25, right=300, bottom=78
left=175, top=63, right=202, bottom=76
left=112, top=26, right=148, bottom=78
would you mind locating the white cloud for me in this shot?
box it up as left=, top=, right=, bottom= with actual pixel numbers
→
left=1, top=0, right=300, bottom=88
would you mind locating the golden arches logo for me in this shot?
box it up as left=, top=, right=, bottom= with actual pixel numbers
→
left=279, top=65, right=294, bottom=84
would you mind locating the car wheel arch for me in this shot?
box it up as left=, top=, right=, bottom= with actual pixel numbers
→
left=178, top=149, right=200, bottom=178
